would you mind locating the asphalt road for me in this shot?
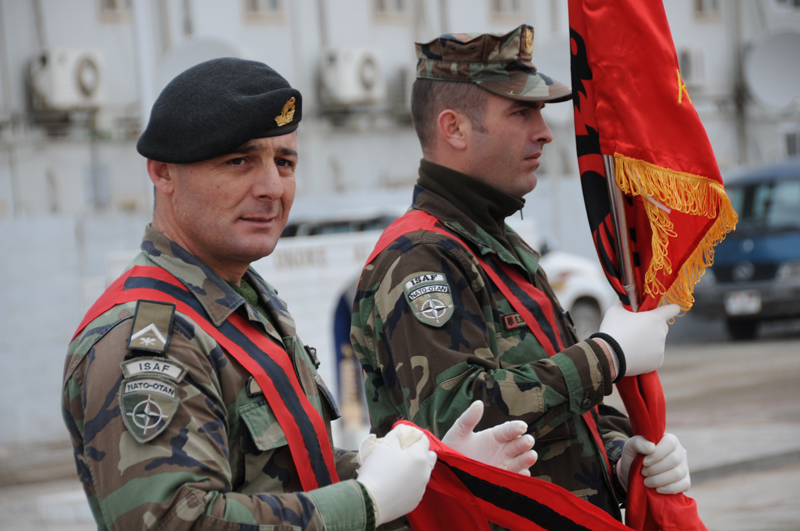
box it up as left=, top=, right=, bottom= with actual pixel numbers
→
left=1, top=313, right=799, bottom=530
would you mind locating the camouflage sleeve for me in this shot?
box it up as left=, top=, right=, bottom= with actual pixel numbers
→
left=352, top=238, right=613, bottom=439
left=596, top=403, right=633, bottom=499
left=334, top=448, right=360, bottom=480
left=597, top=403, right=633, bottom=461
left=62, top=316, right=371, bottom=531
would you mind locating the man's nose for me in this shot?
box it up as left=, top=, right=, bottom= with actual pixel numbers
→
left=253, top=162, right=284, bottom=199
left=534, top=114, right=554, bottom=145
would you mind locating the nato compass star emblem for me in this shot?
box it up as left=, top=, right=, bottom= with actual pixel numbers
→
left=126, top=396, right=168, bottom=433
left=418, top=296, right=449, bottom=323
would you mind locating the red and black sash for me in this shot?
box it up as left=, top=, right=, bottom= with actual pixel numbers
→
left=402, top=420, right=630, bottom=531
left=73, top=265, right=339, bottom=491
left=366, top=209, right=613, bottom=477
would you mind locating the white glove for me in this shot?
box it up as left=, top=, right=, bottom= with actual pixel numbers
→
left=442, top=401, right=537, bottom=476
left=599, top=301, right=680, bottom=376
left=616, top=433, right=690, bottom=494
left=356, top=424, right=437, bottom=525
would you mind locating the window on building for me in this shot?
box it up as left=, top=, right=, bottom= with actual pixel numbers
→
left=787, top=132, right=799, bottom=157
left=97, top=0, right=132, bottom=22
left=491, top=0, right=523, bottom=22
left=694, top=0, right=721, bottom=20
left=678, top=48, right=706, bottom=88
left=775, top=0, right=800, bottom=10
left=243, top=0, right=284, bottom=22
left=373, top=0, right=409, bottom=23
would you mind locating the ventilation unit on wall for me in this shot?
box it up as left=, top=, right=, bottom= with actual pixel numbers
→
left=28, top=48, right=106, bottom=111
left=319, top=47, right=386, bottom=107
left=389, top=65, right=414, bottom=119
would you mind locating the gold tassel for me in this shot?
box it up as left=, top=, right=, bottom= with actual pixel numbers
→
left=613, top=153, right=738, bottom=311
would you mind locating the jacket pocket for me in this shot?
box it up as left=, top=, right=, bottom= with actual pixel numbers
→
left=239, top=398, right=287, bottom=452
left=535, top=417, right=577, bottom=445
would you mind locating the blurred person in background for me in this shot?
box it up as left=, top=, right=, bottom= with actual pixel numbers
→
left=351, top=25, right=691, bottom=521
left=61, top=58, right=535, bottom=531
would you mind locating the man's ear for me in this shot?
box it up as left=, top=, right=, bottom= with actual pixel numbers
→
left=436, top=109, right=469, bottom=151
left=147, top=159, right=175, bottom=194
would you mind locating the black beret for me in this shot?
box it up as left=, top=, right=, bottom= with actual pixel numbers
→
left=137, top=58, right=302, bottom=163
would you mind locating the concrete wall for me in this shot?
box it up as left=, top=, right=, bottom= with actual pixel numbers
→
left=0, top=212, right=148, bottom=447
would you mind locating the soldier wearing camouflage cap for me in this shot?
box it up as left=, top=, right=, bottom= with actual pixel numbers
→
left=62, top=57, right=536, bottom=531
left=352, top=25, right=691, bottom=521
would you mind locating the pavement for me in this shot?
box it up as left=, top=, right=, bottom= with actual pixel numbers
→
left=2, top=314, right=799, bottom=530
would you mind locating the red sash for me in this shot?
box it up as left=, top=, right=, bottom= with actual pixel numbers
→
left=73, top=265, right=340, bottom=491
left=366, top=209, right=613, bottom=475
left=403, top=420, right=630, bottom=531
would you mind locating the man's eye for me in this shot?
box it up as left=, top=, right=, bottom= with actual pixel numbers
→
left=227, top=157, right=247, bottom=166
left=276, top=159, right=295, bottom=169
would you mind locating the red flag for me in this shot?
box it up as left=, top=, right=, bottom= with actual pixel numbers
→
left=570, top=0, right=737, bottom=313
left=402, top=420, right=632, bottom=531
left=569, top=1, right=737, bottom=529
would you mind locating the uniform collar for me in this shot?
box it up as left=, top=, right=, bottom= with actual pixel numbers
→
left=140, top=224, right=295, bottom=341
left=413, top=160, right=531, bottom=267
left=417, top=159, right=524, bottom=240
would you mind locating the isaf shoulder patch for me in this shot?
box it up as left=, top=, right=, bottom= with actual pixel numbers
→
left=120, top=357, right=187, bottom=382
left=403, top=272, right=454, bottom=328
left=127, top=300, right=176, bottom=353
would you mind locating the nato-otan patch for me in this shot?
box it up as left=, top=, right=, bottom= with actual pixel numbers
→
left=403, top=272, right=454, bottom=327
left=120, top=375, right=179, bottom=443
left=127, top=300, right=176, bottom=353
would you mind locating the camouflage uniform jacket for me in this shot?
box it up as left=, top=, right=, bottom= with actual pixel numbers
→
left=351, top=160, right=632, bottom=519
left=62, top=225, right=372, bottom=531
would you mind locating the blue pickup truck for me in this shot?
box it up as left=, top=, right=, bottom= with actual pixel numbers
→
left=693, top=157, right=800, bottom=340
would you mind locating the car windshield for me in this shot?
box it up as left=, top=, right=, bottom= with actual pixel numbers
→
left=728, top=178, right=800, bottom=230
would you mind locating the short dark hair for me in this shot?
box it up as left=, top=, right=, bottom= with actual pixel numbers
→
left=411, top=79, right=489, bottom=152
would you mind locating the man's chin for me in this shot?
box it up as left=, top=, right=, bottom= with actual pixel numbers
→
left=514, top=174, right=538, bottom=198
left=233, top=237, right=281, bottom=263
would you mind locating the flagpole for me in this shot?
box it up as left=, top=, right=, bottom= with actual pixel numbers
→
left=603, top=155, right=639, bottom=312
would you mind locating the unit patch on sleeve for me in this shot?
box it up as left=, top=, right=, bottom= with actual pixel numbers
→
left=403, top=272, right=454, bottom=327
left=119, top=375, right=180, bottom=443
left=127, top=300, right=176, bottom=353
left=120, top=357, right=187, bottom=382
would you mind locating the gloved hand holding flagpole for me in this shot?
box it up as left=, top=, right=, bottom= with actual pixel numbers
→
left=569, top=1, right=738, bottom=529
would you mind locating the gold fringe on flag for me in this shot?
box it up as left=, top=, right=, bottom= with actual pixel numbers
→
left=613, top=153, right=739, bottom=311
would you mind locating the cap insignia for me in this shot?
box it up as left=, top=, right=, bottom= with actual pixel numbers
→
left=525, top=29, right=533, bottom=55
left=275, top=97, right=296, bottom=127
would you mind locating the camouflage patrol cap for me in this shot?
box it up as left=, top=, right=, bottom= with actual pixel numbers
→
left=415, top=24, right=571, bottom=103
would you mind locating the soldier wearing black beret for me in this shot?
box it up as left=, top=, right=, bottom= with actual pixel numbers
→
left=62, top=57, right=536, bottom=531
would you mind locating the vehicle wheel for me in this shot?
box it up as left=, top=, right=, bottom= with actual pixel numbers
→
left=570, top=299, right=603, bottom=341
left=725, top=318, right=759, bottom=341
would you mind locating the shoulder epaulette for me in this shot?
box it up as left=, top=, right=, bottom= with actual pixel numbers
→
left=127, top=300, right=176, bottom=354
